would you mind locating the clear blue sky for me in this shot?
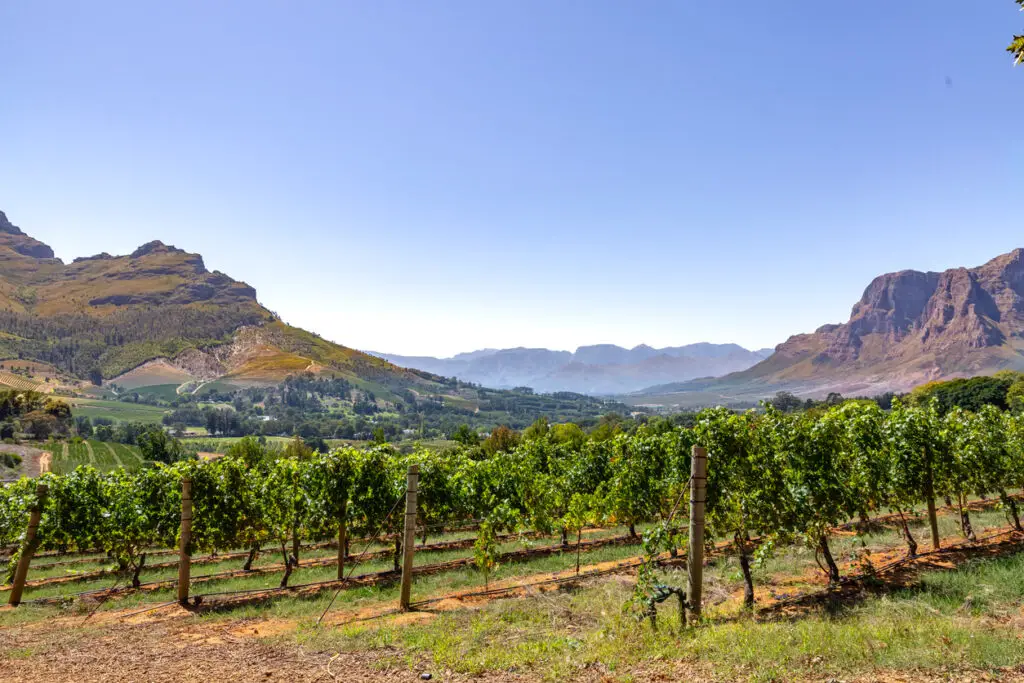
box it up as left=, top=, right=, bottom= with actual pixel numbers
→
left=2, top=2, right=1023, bottom=357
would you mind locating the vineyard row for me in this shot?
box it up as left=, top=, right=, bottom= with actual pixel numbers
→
left=2, top=398, right=1024, bottom=607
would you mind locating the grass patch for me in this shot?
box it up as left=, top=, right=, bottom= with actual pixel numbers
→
left=70, top=399, right=167, bottom=424
left=288, top=551, right=1024, bottom=682
left=130, top=384, right=181, bottom=402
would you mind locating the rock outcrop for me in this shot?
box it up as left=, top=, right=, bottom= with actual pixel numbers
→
left=0, top=211, right=260, bottom=314
left=783, top=249, right=1024, bottom=369
left=635, top=248, right=1024, bottom=404
left=0, top=210, right=58, bottom=260
left=0, top=209, right=419, bottom=391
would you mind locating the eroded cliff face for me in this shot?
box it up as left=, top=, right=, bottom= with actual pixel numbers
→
left=777, top=249, right=1024, bottom=371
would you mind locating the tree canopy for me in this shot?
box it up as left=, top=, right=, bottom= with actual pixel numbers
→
left=1011, top=0, right=1024, bottom=65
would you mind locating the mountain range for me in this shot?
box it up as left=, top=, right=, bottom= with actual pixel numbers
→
left=0, top=209, right=439, bottom=398
left=373, top=344, right=773, bottom=395
left=5, top=207, right=1024, bottom=411
left=637, top=248, right=1024, bottom=407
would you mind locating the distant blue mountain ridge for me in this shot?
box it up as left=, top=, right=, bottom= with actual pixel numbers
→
left=370, top=343, right=773, bottom=396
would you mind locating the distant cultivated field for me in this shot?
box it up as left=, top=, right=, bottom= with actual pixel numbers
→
left=222, top=349, right=311, bottom=384
left=45, top=439, right=146, bottom=474
left=132, top=384, right=182, bottom=401
left=194, top=380, right=244, bottom=396
left=0, top=359, right=63, bottom=379
left=70, top=399, right=167, bottom=424
left=107, top=359, right=196, bottom=390
left=0, top=371, right=43, bottom=392
left=181, top=436, right=293, bottom=453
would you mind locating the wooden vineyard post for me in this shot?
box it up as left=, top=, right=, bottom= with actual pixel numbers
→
left=399, top=464, right=419, bottom=611
left=687, top=446, right=708, bottom=620
left=337, top=500, right=347, bottom=581
left=923, top=448, right=940, bottom=550
left=8, top=482, right=48, bottom=606
left=177, top=478, right=192, bottom=605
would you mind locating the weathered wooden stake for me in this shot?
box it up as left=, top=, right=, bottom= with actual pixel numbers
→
left=8, top=482, right=48, bottom=606
left=923, top=448, right=940, bottom=550
left=687, top=446, right=707, bottom=620
left=177, top=478, right=192, bottom=605
left=337, top=500, right=347, bottom=581
left=399, top=464, right=419, bottom=611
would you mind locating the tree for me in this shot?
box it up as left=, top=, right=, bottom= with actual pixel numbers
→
left=225, top=436, right=271, bottom=468
left=550, top=422, right=586, bottom=450
left=451, top=424, right=479, bottom=446
left=482, top=425, right=520, bottom=456
left=21, top=410, right=58, bottom=439
left=75, top=416, right=94, bottom=438
left=523, top=417, right=550, bottom=441
left=590, top=413, right=625, bottom=442
left=137, top=427, right=187, bottom=464
left=1007, top=377, right=1024, bottom=412
left=769, top=391, right=803, bottom=413
left=283, top=435, right=314, bottom=461
left=910, top=376, right=1013, bottom=414
left=1011, top=0, right=1024, bottom=65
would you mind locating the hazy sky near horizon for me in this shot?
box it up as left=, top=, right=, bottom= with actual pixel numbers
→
left=3, top=2, right=1024, bottom=357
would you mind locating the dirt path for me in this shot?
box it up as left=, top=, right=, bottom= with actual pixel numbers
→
left=3, top=536, right=1023, bottom=683
left=0, top=444, right=47, bottom=478
left=3, top=527, right=1024, bottom=682
left=0, top=607, right=544, bottom=683
left=0, top=613, right=397, bottom=682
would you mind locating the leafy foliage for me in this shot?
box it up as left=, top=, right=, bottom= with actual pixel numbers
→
left=1011, top=0, right=1024, bottom=65
left=4, top=396, right=1024, bottom=610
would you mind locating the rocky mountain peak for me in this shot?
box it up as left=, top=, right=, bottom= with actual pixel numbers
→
left=131, top=240, right=185, bottom=258
left=0, top=210, right=23, bottom=235
left=0, top=210, right=256, bottom=312
left=0, top=210, right=56, bottom=259
left=772, top=247, right=1024, bottom=375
